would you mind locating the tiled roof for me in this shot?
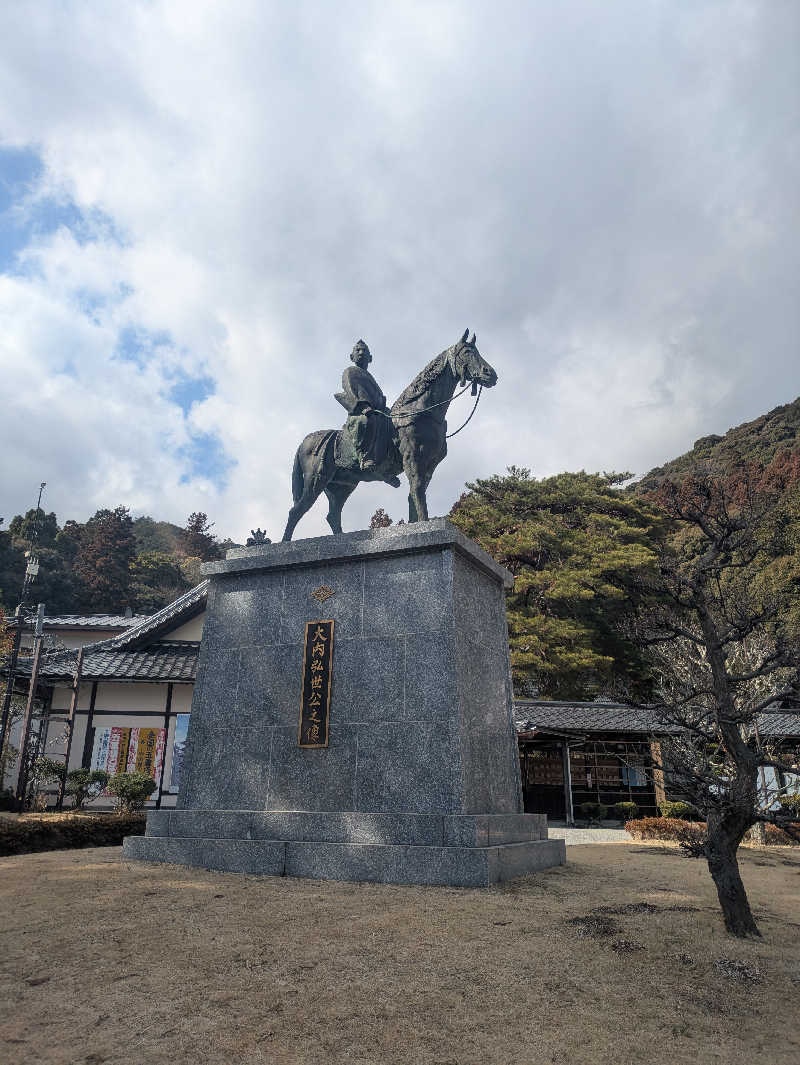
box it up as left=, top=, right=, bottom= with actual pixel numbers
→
left=514, top=701, right=671, bottom=735
left=41, top=614, right=148, bottom=629
left=86, top=581, right=208, bottom=651
left=17, top=641, right=199, bottom=683
left=515, top=701, right=800, bottom=738
left=757, top=711, right=800, bottom=738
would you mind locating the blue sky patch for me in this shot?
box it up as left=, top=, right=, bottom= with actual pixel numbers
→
left=0, top=144, right=124, bottom=275
left=179, top=431, right=235, bottom=489
left=115, top=325, right=172, bottom=368
left=169, top=371, right=216, bottom=414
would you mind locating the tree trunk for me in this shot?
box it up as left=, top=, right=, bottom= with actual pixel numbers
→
left=705, top=829, right=761, bottom=938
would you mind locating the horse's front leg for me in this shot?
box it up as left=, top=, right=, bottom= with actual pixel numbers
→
left=405, top=458, right=429, bottom=523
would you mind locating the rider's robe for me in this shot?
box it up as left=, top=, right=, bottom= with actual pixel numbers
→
left=334, top=365, right=394, bottom=471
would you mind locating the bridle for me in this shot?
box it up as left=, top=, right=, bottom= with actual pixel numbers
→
left=386, top=343, right=486, bottom=435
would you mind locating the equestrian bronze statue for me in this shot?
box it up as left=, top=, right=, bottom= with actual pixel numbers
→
left=282, top=329, right=497, bottom=541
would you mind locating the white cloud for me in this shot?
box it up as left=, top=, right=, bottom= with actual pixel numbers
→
left=0, top=1, right=797, bottom=543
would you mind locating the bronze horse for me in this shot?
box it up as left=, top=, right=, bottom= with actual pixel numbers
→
left=282, top=330, right=498, bottom=540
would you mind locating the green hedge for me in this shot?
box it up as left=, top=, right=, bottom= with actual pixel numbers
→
left=614, top=801, right=640, bottom=821
left=0, top=813, right=146, bottom=857
left=578, top=801, right=609, bottom=822
left=778, top=794, right=800, bottom=819
left=659, top=801, right=702, bottom=821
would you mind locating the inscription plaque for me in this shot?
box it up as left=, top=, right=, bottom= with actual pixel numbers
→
left=298, top=619, right=334, bottom=748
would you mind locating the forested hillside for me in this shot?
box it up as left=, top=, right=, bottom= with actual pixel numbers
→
left=449, top=397, right=800, bottom=699
left=631, top=396, right=800, bottom=494
left=0, top=509, right=238, bottom=616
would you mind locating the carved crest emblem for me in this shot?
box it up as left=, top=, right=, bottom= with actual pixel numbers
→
left=311, top=585, right=334, bottom=603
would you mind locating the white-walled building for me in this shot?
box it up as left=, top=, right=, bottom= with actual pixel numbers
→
left=5, top=583, right=208, bottom=808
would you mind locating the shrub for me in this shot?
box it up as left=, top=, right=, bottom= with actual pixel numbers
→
left=578, top=801, right=609, bottom=822
left=32, top=757, right=66, bottom=785
left=659, top=800, right=701, bottom=821
left=626, top=817, right=706, bottom=845
left=778, top=794, right=800, bottom=819
left=614, top=801, right=639, bottom=821
left=0, top=788, right=16, bottom=812
left=66, top=769, right=109, bottom=810
left=107, top=772, right=157, bottom=812
left=764, top=822, right=800, bottom=846
left=0, top=812, right=146, bottom=857
left=627, top=817, right=800, bottom=847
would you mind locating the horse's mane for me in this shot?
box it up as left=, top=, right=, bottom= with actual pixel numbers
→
left=391, top=347, right=453, bottom=412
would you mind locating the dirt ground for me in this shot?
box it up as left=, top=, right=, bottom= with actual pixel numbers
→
left=1, top=842, right=798, bottom=1065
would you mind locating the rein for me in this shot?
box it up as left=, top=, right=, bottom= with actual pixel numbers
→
left=382, top=381, right=483, bottom=437
left=445, top=384, right=483, bottom=438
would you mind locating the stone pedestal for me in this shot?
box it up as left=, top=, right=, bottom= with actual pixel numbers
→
left=123, top=519, right=565, bottom=885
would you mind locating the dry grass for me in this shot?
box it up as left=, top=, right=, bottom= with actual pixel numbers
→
left=1, top=842, right=799, bottom=1065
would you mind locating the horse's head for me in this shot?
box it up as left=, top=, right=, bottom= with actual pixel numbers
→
left=449, top=328, right=498, bottom=390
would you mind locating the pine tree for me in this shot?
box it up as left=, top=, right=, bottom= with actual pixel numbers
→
left=450, top=469, right=666, bottom=699
left=7, top=509, right=59, bottom=547
left=130, top=551, right=191, bottom=613
left=72, top=507, right=137, bottom=612
left=178, top=512, right=221, bottom=561
left=0, top=525, right=25, bottom=611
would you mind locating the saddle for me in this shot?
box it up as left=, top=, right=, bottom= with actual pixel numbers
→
left=333, top=410, right=402, bottom=479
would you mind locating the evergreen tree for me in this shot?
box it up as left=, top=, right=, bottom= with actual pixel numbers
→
left=1, top=511, right=76, bottom=613
left=72, top=507, right=136, bottom=612
left=7, top=509, right=59, bottom=547
left=130, top=551, right=191, bottom=613
left=178, top=512, right=221, bottom=561
left=450, top=469, right=666, bottom=699
left=0, top=525, right=25, bottom=611
left=132, top=516, right=183, bottom=555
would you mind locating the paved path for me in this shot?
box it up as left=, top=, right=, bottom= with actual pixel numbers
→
left=547, top=825, right=632, bottom=845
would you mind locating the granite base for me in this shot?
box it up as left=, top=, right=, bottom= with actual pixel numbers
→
left=125, top=522, right=567, bottom=887
left=122, top=831, right=566, bottom=887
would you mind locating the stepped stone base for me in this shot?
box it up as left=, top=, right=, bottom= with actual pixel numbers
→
left=123, top=521, right=567, bottom=886
left=123, top=811, right=565, bottom=886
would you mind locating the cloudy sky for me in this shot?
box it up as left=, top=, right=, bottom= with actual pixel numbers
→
left=1, top=1, right=797, bottom=542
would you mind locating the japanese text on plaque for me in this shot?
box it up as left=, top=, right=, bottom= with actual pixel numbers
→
left=298, top=619, right=334, bottom=748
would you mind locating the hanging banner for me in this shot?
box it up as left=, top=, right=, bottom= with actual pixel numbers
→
left=126, top=727, right=163, bottom=777
left=91, top=727, right=131, bottom=776
left=169, top=714, right=190, bottom=793
left=90, top=726, right=165, bottom=794
left=90, top=728, right=112, bottom=773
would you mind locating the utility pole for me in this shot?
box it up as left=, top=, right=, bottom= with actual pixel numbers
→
left=56, top=647, right=84, bottom=810
left=1, top=482, right=48, bottom=799
left=0, top=615, right=24, bottom=786
left=15, top=603, right=45, bottom=807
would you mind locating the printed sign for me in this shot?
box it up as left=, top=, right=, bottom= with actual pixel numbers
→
left=90, top=726, right=165, bottom=794
left=169, top=714, right=190, bottom=793
left=298, top=619, right=334, bottom=748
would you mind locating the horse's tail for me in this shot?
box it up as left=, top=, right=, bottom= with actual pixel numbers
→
left=291, top=448, right=304, bottom=503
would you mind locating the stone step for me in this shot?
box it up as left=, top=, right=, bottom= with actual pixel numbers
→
left=123, top=835, right=566, bottom=887
left=144, top=809, right=548, bottom=847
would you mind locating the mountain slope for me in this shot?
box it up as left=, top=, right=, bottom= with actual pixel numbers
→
left=632, top=397, right=800, bottom=493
